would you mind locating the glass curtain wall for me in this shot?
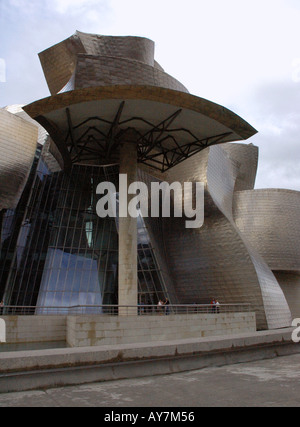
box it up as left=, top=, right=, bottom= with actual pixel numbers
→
left=0, top=145, right=42, bottom=304
left=0, top=150, right=170, bottom=313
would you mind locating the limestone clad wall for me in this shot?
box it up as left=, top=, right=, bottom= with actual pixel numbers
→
left=66, top=313, right=257, bottom=347
left=0, top=313, right=256, bottom=347
left=1, top=316, right=67, bottom=344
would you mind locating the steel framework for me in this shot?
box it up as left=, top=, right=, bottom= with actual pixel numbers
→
left=61, top=102, right=233, bottom=172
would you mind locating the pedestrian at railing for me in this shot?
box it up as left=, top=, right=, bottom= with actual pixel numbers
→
left=164, top=298, right=170, bottom=315
left=157, top=299, right=164, bottom=315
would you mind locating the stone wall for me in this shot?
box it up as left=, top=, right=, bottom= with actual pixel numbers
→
left=0, top=313, right=256, bottom=347
left=1, top=316, right=67, bottom=344
left=67, top=313, right=257, bottom=347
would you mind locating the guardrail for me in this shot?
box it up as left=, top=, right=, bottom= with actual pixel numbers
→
left=0, top=304, right=251, bottom=316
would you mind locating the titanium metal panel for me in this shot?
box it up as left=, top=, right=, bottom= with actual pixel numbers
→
left=222, top=143, right=258, bottom=191
left=0, top=109, right=38, bottom=211
left=72, top=54, right=188, bottom=93
left=163, top=144, right=292, bottom=329
left=233, top=188, right=300, bottom=323
left=39, top=31, right=188, bottom=95
left=205, top=145, right=291, bottom=329
left=233, top=189, right=300, bottom=272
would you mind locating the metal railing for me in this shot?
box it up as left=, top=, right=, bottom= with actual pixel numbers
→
left=0, top=303, right=251, bottom=316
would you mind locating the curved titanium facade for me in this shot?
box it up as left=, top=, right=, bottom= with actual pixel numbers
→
left=233, top=189, right=300, bottom=272
left=233, top=189, right=300, bottom=319
left=222, top=143, right=259, bottom=191
left=160, top=144, right=292, bottom=329
left=0, top=109, right=38, bottom=211
left=39, top=31, right=188, bottom=95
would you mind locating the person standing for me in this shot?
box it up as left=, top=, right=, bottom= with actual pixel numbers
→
left=211, top=298, right=216, bottom=313
left=157, top=299, right=164, bottom=314
left=164, top=298, right=170, bottom=315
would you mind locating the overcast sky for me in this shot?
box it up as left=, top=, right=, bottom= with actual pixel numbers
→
left=0, top=0, right=299, bottom=190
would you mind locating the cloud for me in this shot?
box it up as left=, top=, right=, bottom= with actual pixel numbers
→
left=50, top=0, right=108, bottom=16
left=1, top=0, right=111, bottom=34
left=241, top=80, right=300, bottom=190
left=0, top=0, right=112, bottom=106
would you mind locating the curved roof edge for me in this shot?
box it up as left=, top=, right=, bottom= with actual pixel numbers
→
left=24, top=85, right=258, bottom=141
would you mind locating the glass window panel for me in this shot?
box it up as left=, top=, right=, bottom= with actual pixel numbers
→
left=61, top=292, right=72, bottom=306
left=43, top=292, right=55, bottom=307
left=88, top=269, right=99, bottom=292
left=1, top=161, right=170, bottom=313
left=45, top=269, right=59, bottom=291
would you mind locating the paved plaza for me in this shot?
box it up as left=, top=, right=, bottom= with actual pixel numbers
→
left=0, top=353, right=300, bottom=407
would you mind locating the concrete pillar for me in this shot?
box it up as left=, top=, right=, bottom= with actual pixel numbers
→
left=118, top=130, right=138, bottom=316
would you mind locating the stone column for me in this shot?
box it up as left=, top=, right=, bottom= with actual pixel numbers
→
left=118, top=130, right=138, bottom=316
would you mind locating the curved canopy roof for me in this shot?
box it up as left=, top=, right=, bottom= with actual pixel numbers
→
left=24, top=85, right=257, bottom=172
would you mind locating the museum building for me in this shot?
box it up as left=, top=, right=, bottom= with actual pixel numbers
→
left=0, top=32, right=299, bottom=330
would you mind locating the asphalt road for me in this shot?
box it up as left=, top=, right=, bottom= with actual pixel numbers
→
left=0, top=353, right=300, bottom=407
